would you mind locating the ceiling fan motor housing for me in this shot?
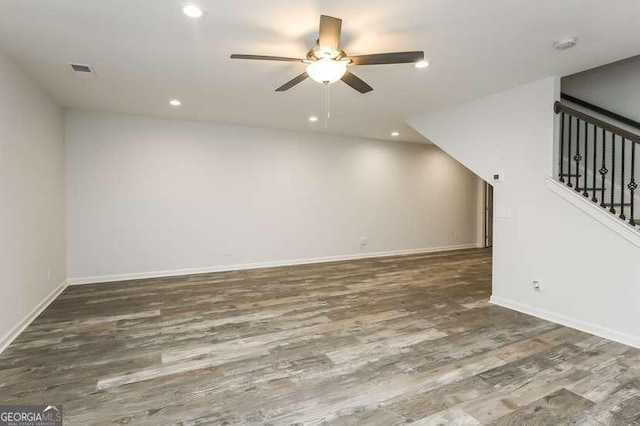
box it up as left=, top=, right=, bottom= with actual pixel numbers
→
left=307, top=46, right=348, bottom=62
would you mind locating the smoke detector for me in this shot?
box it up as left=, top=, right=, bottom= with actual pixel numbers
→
left=554, top=38, right=577, bottom=50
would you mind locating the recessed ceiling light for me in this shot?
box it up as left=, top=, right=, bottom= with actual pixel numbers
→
left=391, top=131, right=400, bottom=137
left=182, top=5, right=204, bottom=18
left=554, top=38, right=577, bottom=50
left=414, top=60, right=429, bottom=69
left=169, top=99, right=182, bottom=107
left=309, top=116, right=318, bottom=122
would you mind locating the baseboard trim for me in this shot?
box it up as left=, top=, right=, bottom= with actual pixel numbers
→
left=67, top=244, right=480, bottom=285
left=490, top=295, right=640, bottom=349
left=0, top=280, right=68, bottom=354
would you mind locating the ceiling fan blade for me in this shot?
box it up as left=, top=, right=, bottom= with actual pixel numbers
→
left=341, top=70, right=373, bottom=94
left=318, top=15, right=342, bottom=50
left=349, top=51, right=424, bottom=66
left=275, top=73, right=309, bottom=92
left=230, top=54, right=304, bottom=62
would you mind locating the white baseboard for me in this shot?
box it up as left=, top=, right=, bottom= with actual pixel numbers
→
left=0, top=280, right=68, bottom=354
left=67, top=244, right=480, bottom=285
left=490, top=295, right=640, bottom=349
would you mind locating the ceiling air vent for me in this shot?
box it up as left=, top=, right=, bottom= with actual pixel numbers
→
left=69, top=63, right=96, bottom=77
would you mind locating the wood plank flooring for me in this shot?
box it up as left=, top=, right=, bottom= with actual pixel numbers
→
left=1, top=249, right=639, bottom=425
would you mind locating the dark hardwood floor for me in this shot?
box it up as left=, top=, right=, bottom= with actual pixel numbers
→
left=0, top=249, right=639, bottom=425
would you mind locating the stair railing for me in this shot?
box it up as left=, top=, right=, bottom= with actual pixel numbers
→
left=554, top=98, right=640, bottom=228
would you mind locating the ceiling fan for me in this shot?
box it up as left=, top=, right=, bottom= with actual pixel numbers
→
left=230, top=15, right=425, bottom=94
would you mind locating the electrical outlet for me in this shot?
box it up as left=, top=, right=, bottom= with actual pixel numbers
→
left=360, top=237, right=368, bottom=247
left=533, top=280, right=542, bottom=291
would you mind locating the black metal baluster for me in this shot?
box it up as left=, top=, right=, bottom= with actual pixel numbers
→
left=568, top=116, right=574, bottom=188
left=554, top=101, right=640, bottom=231
left=620, top=138, right=626, bottom=220
left=610, top=134, right=616, bottom=214
left=559, top=112, right=565, bottom=183
left=583, top=120, right=589, bottom=197
left=592, top=123, right=598, bottom=202
left=575, top=118, right=581, bottom=191
left=600, top=128, right=608, bottom=208
left=629, top=142, right=637, bottom=226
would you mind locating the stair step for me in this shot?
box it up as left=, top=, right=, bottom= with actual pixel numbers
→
left=559, top=173, right=582, bottom=177
left=576, top=187, right=606, bottom=191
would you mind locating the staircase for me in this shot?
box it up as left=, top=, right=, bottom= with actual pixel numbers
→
left=554, top=94, right=640, bottom=229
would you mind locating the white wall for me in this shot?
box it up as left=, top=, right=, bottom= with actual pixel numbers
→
left=409, top=77, right=640, bottom=348
left=65, top=111, right=481, bottom=283
left=562, top=54, right=640, bottom=122
left=0, top=49, right=65, bottom=347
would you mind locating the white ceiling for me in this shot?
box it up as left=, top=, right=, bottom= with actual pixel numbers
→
left=1, top=0, right=640, bottom=143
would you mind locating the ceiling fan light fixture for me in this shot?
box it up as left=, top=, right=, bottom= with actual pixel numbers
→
left=414, top=60, right=429, bottom=69
left=306, top=58, right=347, bottom=84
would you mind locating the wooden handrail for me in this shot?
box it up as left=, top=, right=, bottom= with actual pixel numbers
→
left=554, top=101, right=640, bottom=144
left=561, top=93, right=640, bottom=131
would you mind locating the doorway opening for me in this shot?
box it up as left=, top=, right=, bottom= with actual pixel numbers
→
left=483, top=182, right=493, bottom=248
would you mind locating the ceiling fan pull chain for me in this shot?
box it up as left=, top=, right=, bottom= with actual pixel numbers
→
left=325, top=83, right=333, bottom=128
left=325, top=83, right=329, bottom=128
